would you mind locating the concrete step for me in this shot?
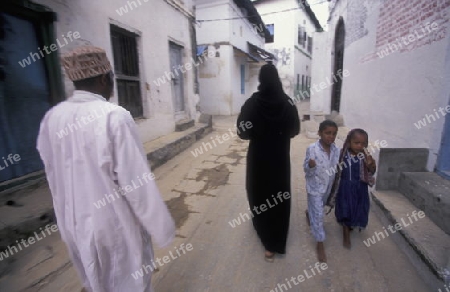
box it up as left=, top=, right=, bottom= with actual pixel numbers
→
left=398, top=172, right=450, bottom=235
left=144, top=122, right=212, bottom=169
left=175, top=119, right=195, bottom=132
left=371, top=190, right=450, bottom=283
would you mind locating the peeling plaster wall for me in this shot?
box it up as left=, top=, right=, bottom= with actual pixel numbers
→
left=34, top=0, right=198, bottom=143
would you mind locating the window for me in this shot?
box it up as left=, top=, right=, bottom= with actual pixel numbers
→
left=307, top=36, right=313, bottom=54
left=302, top=75, right=305, bottom=90
left=297, top=74, right=300, bottom=91
left=303, top=31, right=307, bottom=48
left=240, top=64, right=245, bottom=94
left=110, top=25, right=143, bottom=118
left=298, top=25, right=305, bottom=46
left=266, top=24, right=274, bottom=43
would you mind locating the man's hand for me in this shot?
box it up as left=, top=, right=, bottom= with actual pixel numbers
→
left=308, top=159, right=316, bottom=168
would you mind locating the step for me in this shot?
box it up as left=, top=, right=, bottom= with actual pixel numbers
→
left=175, top=119, right=195, bottom=132
left=144, top=122, right=212, bottom=169
left=372, top=190, right=450, bottom=283
left=399, top=172, right=450, bottom=235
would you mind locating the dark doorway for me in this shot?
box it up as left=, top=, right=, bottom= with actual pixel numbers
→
left=436, top=100, right=450, bottom=180
left=0, top=3, right=63, bottom=183
left=331, top=18, right=345, bottom=112
left=169, top=42, right=185, bottom=113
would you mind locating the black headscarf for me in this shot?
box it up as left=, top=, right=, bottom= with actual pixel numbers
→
left=237, top=63, right=300, bottom=140
left=254, top=64, right=291, bottom=121
left=257, top=64, right=285, bottom=97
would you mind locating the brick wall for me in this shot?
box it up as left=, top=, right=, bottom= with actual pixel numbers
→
left=345, top=0, right=369, bottom=47
left=360, top=0, right=450, bottom=63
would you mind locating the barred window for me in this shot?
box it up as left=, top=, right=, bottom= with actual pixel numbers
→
left=110, top=25, right=143, bottom=118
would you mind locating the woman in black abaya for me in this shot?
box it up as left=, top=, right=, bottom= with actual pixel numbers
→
left=237, top=64, right=300, bottom=261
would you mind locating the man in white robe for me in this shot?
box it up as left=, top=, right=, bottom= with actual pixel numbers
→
left=37, top=46, right=175, bottom=292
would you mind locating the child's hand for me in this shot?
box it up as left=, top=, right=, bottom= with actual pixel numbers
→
left=363, top=148, right=376, bottom=171
left=308, top=159, right=316, bottom=168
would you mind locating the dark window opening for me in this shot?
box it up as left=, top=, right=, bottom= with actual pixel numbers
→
left=307, top=36, right=313, bottom=54
left=298, top=25, right=305, bottom=46
left=266, top=24, right=274, bottom=43
left=110, top=25, right=143, bottom=118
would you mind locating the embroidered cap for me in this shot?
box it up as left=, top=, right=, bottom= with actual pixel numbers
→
left=61, top=46, right=112, bottom=81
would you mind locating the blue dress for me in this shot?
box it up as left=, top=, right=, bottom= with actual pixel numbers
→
left=335, top=152, right=370, bottom=228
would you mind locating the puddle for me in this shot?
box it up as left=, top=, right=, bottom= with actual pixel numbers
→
left=224, top=150, right=245, bottom=166
left=165, top=193, right=196, bottom=229
left=195, top=164, right=230, bottom=193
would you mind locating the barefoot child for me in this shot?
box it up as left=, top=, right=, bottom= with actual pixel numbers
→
left=304, top=120, right=340, bottom=263
left=327, top=129, right=376, bottom=249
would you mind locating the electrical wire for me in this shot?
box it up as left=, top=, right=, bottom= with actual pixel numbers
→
left=196, top=0, right=329, bottom=23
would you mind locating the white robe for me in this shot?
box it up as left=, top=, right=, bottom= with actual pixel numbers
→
left=37, top=90, right=175, bottom=292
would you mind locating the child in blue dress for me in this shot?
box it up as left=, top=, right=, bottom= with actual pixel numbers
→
left=327, top=129, right=376, bottom=249
left=304, top=120, right=340, bottom=262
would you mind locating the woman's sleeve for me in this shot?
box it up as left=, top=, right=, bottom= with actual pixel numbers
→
left=237, top=99, right=253, bottom=140
left=289, top=103, right=300, bottom=138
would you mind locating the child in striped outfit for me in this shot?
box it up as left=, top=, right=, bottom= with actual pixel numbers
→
left=304, top=120, right=339, bottom=262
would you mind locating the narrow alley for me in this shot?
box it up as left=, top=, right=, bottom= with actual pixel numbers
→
left=0, top=117, right=433, bottom=291
left=1, top=0, right=450, bottom=291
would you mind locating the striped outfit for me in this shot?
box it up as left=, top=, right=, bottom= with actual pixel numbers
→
left=304, top=141, right=339, bottom=241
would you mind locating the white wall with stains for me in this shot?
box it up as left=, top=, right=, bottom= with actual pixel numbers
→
left=196, top=0, right=267, bottom=115
left=313, top=0, right=450, bottom=171
left=254, top=0, right=317, bottom=98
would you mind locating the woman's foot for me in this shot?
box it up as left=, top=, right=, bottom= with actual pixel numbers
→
left=343, top=226, right=351, bottom=249
left=317, top=242, right=327, bottom=263
left=264, top=250, right=275, bottom=262
left=305, top=210, right=310, bottom=226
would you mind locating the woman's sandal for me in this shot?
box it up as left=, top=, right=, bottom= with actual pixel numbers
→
left=264, top=251, right=275, bottom=262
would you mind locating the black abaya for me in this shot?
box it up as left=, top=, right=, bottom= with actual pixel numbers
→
left=237, top=91, right=300, bottom=254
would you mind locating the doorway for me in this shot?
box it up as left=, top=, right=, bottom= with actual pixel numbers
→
left=436, top=102, right=450, bottom=179
left=169, top=42, right=185, bottom=115
left=0, top=11, right=55, bottom=183
left=331, top=18, right=345, bottom=112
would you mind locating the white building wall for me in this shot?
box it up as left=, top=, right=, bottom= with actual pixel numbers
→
left=315, top=0, right=450, bottom=170
left=231, top=55, right=248, bottom=114
left=34, top=0, right=198, bottom=143
left=195, top=1, right=231, bottom=45
left=255, top=0, right=317, bottom=98
left=196, top=0, right=267, bottom=115
left=310, top=31, right=332, bottom=114
left=255, top=0, right=296, bottom=94
left=229, top=1, right=265, bottom=50
left=293, top=13, right=315, bottom=99
left=198, top=45, right=233, bottom=115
